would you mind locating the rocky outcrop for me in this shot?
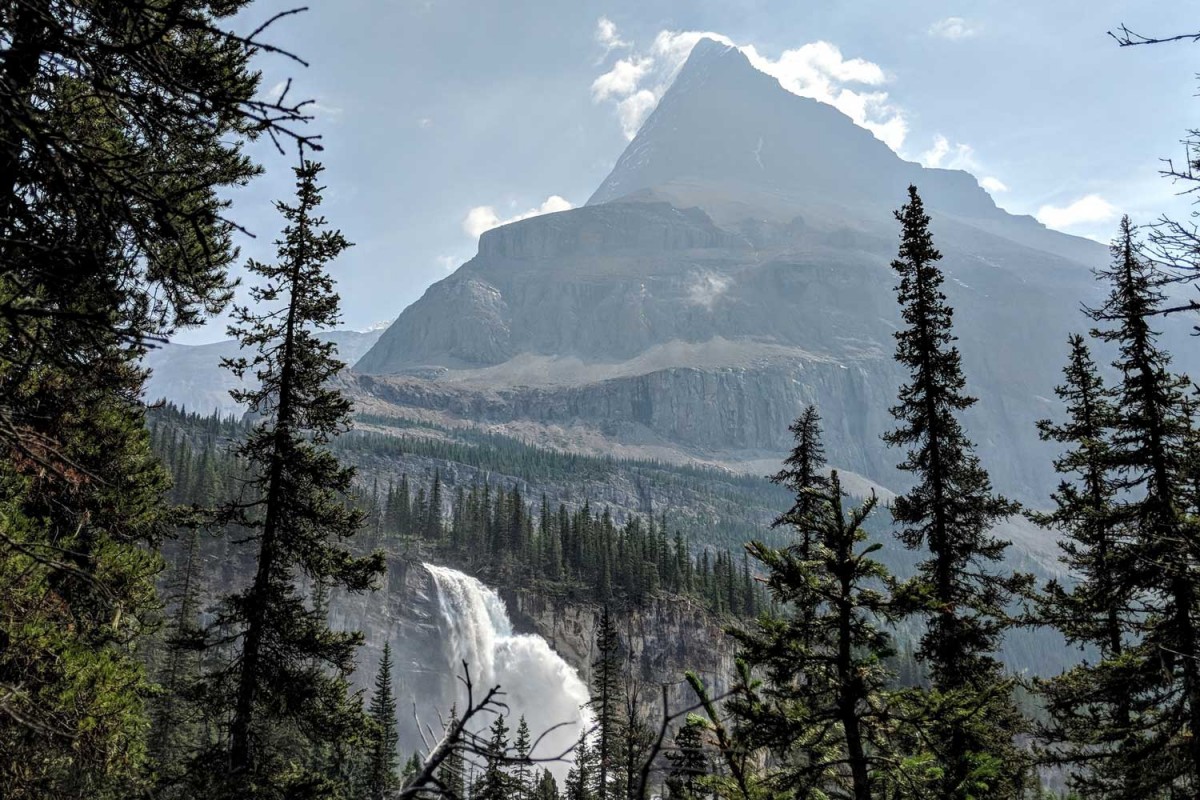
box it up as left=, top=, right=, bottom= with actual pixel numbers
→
left=505, top=586, right=735, bottom=695
left=348, top=344, right=1058, bottom=507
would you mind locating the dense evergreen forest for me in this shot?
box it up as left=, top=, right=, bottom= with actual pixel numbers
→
left=5, top=3, right=1200, bottom=800
left=150, top=402, right=769, bottom=618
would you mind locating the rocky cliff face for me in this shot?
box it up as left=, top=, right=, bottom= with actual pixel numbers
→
left=349, top=38, right=1194, bottom=527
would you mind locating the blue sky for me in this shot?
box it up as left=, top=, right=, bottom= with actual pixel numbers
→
left=179, top=0, right=1200, bottom=343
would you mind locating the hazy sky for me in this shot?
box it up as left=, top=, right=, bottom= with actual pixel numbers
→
left=179, top=0, right=1200, bottom=343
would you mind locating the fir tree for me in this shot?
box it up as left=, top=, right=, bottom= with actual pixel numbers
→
left=150, top=523, right=209, bottom=792
left=770, top=405, right=830, bottom=552
left=1075, top=217, right=1200, bottom=794
left=478, top=715, right=512, bottom=800
left=620, top=680, right=654, bottom=800
left=565, top=736, right=596, bottom=800
left=591, top=607, right=626, bottom=800
left=733, top=467, right=896, bottom=800
left=0, top=375, right=171, bottom=799
left=514, top=716, right=534, bottom=799
left=0, top=3, right=314, bottom=791
left=1032, top=333, right=1140, bottom=797
left=203, top=161, right=385, bottom=798
left=365, top=643, right=401, bottom=800
left=883, top=185, right=1029, bottom=799
left=439, top=706, right=467, bottom=800
left=533, top=769, right=561, bottom=800
left=664, top=718, right=709, bottom=800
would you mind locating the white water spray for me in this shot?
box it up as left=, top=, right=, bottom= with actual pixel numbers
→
left=423, top=564, right=591, bottom=779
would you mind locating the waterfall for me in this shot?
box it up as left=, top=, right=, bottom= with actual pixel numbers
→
left=423, top=563, right=591, bottom=779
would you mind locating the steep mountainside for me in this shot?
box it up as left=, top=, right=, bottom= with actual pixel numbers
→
left=353, top=39, right=1195, bottom=520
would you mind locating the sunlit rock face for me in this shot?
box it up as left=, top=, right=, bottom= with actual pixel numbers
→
left=352, top=39, right=1192, bottom=515
left=347, top=43, right=1172, bottom=511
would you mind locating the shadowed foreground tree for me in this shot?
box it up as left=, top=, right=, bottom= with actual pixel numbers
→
left=733, top=406, right=903, bottom=800
left=0, top=2, right=318, bottom=795
left=1066, top=217, right=1200, bottom=795
left=1031, top=332, right=1146, bottom=798
left=183, top=161, right=384, bottom=799
left=884, top=185, right=1030, bottom=799
left=0, top=0, right=318, bottom=446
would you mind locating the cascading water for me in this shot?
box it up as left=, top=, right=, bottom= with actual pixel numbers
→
left=423, top=564, right=591, bottom=780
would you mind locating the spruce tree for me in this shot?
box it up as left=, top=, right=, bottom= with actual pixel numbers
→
left=590, top=607, right=625, bottom=800
left=365, top=643, right=401, bottom=800
left=1077, top=216, right=1200, bottom=794
left=203, top=161, right=385, bottom=798
left=733, top=467, right=896, bottom=800
left=514, top=716, right=534, bottom=799
left=883, top=185, right=1029, bottom=799
left=478, top=715, right=512, bottom=800
left=1032, top=333, right=1140, bottom=797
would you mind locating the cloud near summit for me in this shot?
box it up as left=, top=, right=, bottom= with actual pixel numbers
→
left=463, top=196, right=574, bottom=240
left=590, top=22, right=908, bottom=150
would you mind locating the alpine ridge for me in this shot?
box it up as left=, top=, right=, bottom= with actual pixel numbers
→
left=351, top=38, right=1195, bottom=520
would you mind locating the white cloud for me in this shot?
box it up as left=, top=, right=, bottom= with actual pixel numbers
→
left=417, top=117, right=433, bottom=129
left=436, top=255, right=459, bottom=271
left=590, top=29, right=908, bottom=149
left=1036, top=194, right=1119, bottom=229
left=615, top=89, right=658, bottom=140
left=309, top=100, right=342, bottom=119
left=741, top=40, right=906, bottom=151
left=918, top=134, right=1008, bottom=194
left=266, top=80, right=340, bottom=119
left=979, top=176, right=1008, bottom=193
left=919, top=134, right=978, bottom=171
left=596, top=17, right=629, bottom=54
left=592, top=56, right=655, bottom=102
left=929, top=17, right=978, bottom=40
left=462, top=196, right=574, bottom=239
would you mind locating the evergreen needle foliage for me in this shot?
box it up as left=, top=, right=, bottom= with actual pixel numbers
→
left=733, top=408, right=902, bottom=800
left=1048, top=216, right=1200, bottom=796
left=0, top=3, right=314, bottom=796
left=883, top=185, right=1031, bottom=799
left=365, top=643, right=401, bottom=800
left=187, top=161, right=385, bottom=799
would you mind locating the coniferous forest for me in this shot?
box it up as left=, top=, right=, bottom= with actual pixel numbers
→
left=6, top=3, right=1200, bottom=800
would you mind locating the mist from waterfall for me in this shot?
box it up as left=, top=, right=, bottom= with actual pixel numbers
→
left=423, top=563, right=592, bottom=780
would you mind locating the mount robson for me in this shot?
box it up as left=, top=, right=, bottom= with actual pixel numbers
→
left=344, top=38, right=1196, bottom=556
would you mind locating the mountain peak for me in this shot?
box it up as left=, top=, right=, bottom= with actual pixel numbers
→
left=587, top=37, right=1000, bottom=223
left=677, top=37, right=743, bottom=72
left=687, top=36, right=735, bottom=59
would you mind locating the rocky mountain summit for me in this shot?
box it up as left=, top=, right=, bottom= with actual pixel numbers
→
left=351, top=39, right=1193, bottom=516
